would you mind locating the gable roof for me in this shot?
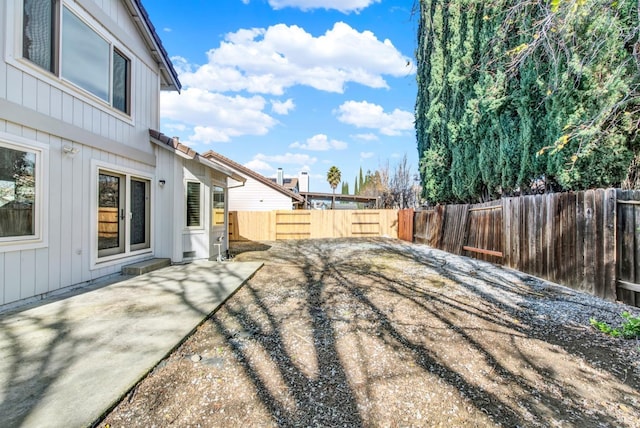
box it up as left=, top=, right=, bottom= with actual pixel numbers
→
left=124, top=0, right=181, bottom=92
left=269, top=177, right=299, bottom=191
left=149, top=130, right=245, bottom=183
left=202, top=150, right=305, bottom=204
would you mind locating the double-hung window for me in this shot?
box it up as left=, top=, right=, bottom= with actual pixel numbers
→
left=22, top=0, right=130, bottom=114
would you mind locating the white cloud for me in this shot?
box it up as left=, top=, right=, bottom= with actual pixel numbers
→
left=246, top=153, right=317, bottom=174
left=163, top=27, right=172, bottom=33
left=352, top=133, right=379, bottom=141
left=163, top=123, right=187, bottom=132
left=244, top=159, right=273, bottom=172
left=289, top=134, right=348, bottom=151
left=336, top=100, right=414, bottom=136
left=160, top=88, right=277, bottom=143
left=178, top=22, right=413, bottom=95
left=268, top=0, right=380, bottom=13
left=271, top=98, right=295, bottom=115
left=254, top=152, right=317, bottom=165
left=360, top=151, right=375, bottom=159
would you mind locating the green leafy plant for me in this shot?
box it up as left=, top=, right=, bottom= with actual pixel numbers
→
left=590, top=312, right=640, bottom=339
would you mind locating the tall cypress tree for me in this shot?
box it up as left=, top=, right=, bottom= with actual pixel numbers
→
left=415, top=0, right=640, bottom=204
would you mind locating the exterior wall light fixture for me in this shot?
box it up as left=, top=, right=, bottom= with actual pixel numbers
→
left=62, top=145, right=80, bottom=155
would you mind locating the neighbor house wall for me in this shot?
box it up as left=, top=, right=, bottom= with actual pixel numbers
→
left=228, top=172, right=294, bottom=211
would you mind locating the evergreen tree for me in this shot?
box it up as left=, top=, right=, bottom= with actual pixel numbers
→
left=415, top=0, right=640, bottom=204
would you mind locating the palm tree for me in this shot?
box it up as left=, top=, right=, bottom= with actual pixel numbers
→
left=326, top=166, right=341, bottom=209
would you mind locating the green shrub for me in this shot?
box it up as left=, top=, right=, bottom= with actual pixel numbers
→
left=590, top=312, right=640, bottom=339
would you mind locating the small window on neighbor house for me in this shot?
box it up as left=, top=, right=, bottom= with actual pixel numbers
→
left=186, top=181, right=202, bottom=227
left=0, top=145, right=38, bottom=239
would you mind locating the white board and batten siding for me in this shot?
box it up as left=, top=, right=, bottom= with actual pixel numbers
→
left=0, top=0, right=167, bottom=306
left=229, top=173, right=296, bottom=211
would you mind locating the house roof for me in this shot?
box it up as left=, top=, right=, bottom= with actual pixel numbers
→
left=149, top=130, right=246, bottom=184
left=269, top=177, right=299, bottom=191
left=202, top=150, right=305, bottom=204
left=125, top=0, right=181, bottom=92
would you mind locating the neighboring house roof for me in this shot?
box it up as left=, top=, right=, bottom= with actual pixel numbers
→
left=125, top=0, right=181, bottom=92
left=269, top=177, right=299, bottom=192
left=202, top=150, right=305, bottom=204
left=149, top=130, right=246, bottom=183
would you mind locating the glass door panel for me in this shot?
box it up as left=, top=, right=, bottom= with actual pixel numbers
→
left=130, top=178, right=150, bottom=250
left=98, top=172, right=124, bottom=256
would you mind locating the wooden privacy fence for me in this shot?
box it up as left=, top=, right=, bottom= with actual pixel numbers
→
left=229, top=210, right=398, bottom=241
left=409, top=189, right=640, bottom=307
left=617, top=189, right=640, bottom=306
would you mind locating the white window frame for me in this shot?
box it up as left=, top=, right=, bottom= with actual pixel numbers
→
left=91, top=160, right=153, bottom=269
left=185, top=180, right=204, bottom=230
left=0, top=132, right=49, bottom=252
left=5, top=0, right=135, bottom=121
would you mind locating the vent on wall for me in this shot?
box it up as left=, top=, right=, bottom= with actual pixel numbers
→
left=183, top=251, right=196, bottom=259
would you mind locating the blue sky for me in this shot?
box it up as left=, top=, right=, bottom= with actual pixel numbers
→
left=145, top=0, right=418, bottom=193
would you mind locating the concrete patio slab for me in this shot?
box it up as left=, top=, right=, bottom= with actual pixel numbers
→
left=0, top=260, right=262, bottom=428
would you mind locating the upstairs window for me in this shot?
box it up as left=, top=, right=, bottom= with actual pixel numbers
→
left=23, top=0, right=57, bottom=73
left=61, top=7, right=110, bottom=102
left=22, top=1, right=130, bottom=114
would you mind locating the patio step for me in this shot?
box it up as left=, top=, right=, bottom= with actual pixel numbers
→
left=122, top=258, right=171, bottom=276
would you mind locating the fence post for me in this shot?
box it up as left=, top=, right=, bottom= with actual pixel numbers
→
left=603, top=188, right=617, bottom=301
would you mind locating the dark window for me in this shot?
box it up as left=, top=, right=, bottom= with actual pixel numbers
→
left=112, top=50, right=129, bottom=113
left=23, top=0, right=57, bottom=73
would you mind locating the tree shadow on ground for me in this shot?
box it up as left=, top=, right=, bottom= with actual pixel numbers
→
left=0, top=301, right=92, bottom=427
left=208, top=238, right=639, bottom=427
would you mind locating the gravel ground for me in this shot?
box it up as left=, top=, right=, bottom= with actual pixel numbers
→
left=100, top=238, right=640, bottom=427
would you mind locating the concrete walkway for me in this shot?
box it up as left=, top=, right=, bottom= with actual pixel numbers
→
left=0, top=260, right=262, bottom=428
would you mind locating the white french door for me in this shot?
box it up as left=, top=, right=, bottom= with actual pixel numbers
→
left=98, top=170, right=150, bottom=258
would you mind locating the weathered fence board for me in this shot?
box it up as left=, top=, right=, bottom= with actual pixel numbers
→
left=414, top=188, right=633, bottom=305
left=617, top=189, right=640, bottom=306
left=441, top=204, right=468, bottom=255
left=462, top=202, right=502, bottom=263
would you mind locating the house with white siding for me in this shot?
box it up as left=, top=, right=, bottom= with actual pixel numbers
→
left=0, top=0, right=242, bottom=308
left=203, top=150, right=305, bottom=211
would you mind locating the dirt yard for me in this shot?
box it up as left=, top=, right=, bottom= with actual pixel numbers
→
left=99, top=238, right=640, bottom=427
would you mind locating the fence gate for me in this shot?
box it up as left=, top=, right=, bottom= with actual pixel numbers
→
left=616, top=190, right=640, bottom=306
